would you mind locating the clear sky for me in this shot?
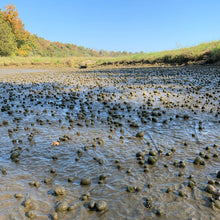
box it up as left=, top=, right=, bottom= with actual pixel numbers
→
left=0, top=0, right=220, bottom=52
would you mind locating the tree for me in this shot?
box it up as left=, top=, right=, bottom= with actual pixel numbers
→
left=0, top=10, right=16, bottom=56
left=3, top=3, right=35, bottom=56
left=3, top=4, right=26, bottom=47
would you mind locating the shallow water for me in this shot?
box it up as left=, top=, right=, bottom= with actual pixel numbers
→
left=0, top=66, right=219, bottom=220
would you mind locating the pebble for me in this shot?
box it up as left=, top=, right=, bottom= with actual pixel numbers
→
left=51, top=212, right=58, bottom=220
left=148, top=156, right=158, bottom=165
left=54, top=186, right=66, bottom=196
left=27, top=211, right=36, bottom=218
left=205, top=185, right=216, bottom=194
left=95, top=201, right=108, bottom=211
left=80, top=177, right=91, bottom=185
left=15, top=193, right=23, bottom=199
left=136, top=131, right=144, bottom=138
left=88, top=201, right=96, bottom=209
left=56, top=201, right=69, bottom=212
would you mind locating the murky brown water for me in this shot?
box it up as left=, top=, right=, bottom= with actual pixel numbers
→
left=0, top=66, right=219, bottom=220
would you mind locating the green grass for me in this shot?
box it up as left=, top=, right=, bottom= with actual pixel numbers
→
left=0, top=56, right=103, bottom=68
left=0, top=40, right=220, bottom=68
left=99, top=40, right=220, bottom=66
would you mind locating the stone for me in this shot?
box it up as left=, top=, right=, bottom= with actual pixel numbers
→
left=193, top=156, right=204, bottom=165
left=88, top=201, right=96, bottom=209
left=214, top=200, right=220, bottom=209
left=56, top=201, right=68, bottom=212
left=27, top=211, right=36, bottom=218
left=205, top=185, right=216, bottom=194
left=15, top=193, right=23, bottom=199
left=148, top=156, right=158, bottom=165
left=80, top=177, right=91, bottom=185
left=51, top=141, right=60, bottom=146
left=149, top=150, right=157, bottom=156
left=136, top=131, right=144, bottom=138
left=24, top=198, right=32, bottom=208
left=51, top=212, right=58, bottom=220
left=54, top=186, right=66, bottom=196
left=95, top=201, right=107, bottom=211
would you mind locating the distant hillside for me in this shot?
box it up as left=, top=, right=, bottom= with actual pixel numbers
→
left=1, top=40, right=220, bottom=68
left=29, top=35, right=129, bottom=57
left=0, top=4, right=130, bottom=57
left=99, top=40, right=220, bottom=66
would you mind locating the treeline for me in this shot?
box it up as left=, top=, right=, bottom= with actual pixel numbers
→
left=0, top=4, right=130, bottom=57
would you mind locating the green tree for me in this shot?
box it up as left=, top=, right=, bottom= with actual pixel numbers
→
left=0, top=10, right=16, bottom=56
left=3, top=4, right=36, bottom=56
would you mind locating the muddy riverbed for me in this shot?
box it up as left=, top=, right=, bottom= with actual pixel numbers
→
left=0, top=66, right=220, bottom=220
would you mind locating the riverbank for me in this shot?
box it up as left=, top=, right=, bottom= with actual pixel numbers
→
left=1, top=40, right=220, bottom=69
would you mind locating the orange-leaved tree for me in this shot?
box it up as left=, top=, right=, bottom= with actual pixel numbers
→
left=3, top=3, right=36, bottom=56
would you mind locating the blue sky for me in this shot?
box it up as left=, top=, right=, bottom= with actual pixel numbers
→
left=1, top=0, right=220, bottom=52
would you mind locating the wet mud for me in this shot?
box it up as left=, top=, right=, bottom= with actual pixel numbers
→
left=0, top=66, right=220, bottom=219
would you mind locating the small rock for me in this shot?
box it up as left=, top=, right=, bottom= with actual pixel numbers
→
left=88, top=201, right=96, bottom=209
left=24, top=198, right=32, bottom=208
left=144, top=197, right=153, bottom=208
left=10, top=150, right=20, bottom=161
left=15, top=193, right=23, bottom=199
left=56, top=201, right=68, bottom=212
left=213, top=200, right=220, bottom=209
left=148, top=156, right=158, bottom=165
left=81, top=195, right=88, bottom=201
left=127, top=185, right=136, bottom=193
left=136, top=151, right=145, bottom=157
left=51, top=141, right=60, bottom=146
left=29, top=181, right=35, bottom=187
left=51, top=212, right=58, bottom=220
left=136, top=131, right=144, bottom=138
left=1, top=168, right=7, bottom=175
left=44, top=177, right=52, bottom=184
left=179, top=190, right=187, bottom=197
left=50, top=168, right=56, bottom=173
left=27, top=211, right=36, bottom=218
left=95, top=201, right=107, bottom=211
left=68, top=204, right=77, bottom=211
left=80, top=177, right=91, bottom=185
left=188, top=180, right=196, bottom=188
left=54, top=186, right=66, bottom=196
left=194, top=156, right=204, bottom=165
left=205, top=185, right=216, bottom=194
left=213, top=190, right=220, bottom=200
left=156, top=208, right=164, bottom=216
left=99, top=174, right=106, bottom=180
left=34, top=181, right=41, bottom=188
left=68, top=177, right=74, bottom=183
left=149, top=150, right=157, bottom=156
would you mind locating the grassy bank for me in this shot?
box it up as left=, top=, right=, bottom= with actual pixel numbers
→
left=0, top=40, right=220, bottom=68
left=101, top=40, right=220, bottom=66
left=0, top=56, right=102, bottom=68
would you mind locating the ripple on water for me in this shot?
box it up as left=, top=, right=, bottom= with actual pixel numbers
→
left=0, top=66, right=219, bottom=219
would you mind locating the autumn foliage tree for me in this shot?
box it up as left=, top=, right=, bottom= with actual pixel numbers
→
left=0, top=10, right=16, bottom=56
left=3, top=3, right=35, bottom=56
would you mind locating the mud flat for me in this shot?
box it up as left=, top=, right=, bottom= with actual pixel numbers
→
left=0, top=68, right=48, bottom=76
left=0, top=66, right=219, bottom=219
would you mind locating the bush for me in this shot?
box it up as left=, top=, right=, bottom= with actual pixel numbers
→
left=66, top=59, right=74, bottom=67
